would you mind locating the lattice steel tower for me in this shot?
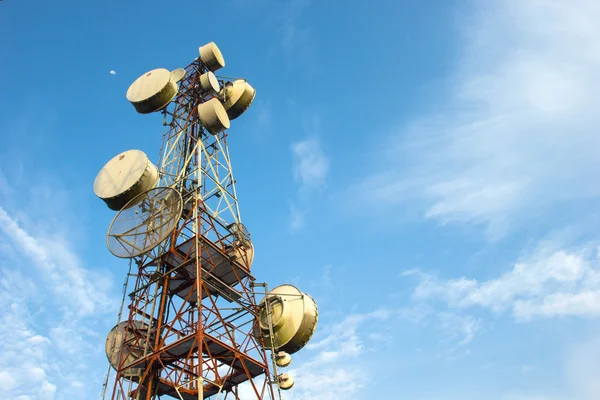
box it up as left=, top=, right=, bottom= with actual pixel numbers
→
left=94, top=43, right=318, bottom=400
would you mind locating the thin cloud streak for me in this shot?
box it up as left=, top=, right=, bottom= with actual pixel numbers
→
left=0, top=269, right=57, bottom=398
left=0, top=167, right=116, bottom=399
left=354, top=0, right=600, bottom=238
left=0, top=206, right=112, bottom=316
left=291, top=137, right=329, bottom=194
left=407, top=242, right=600, bottom=321
left=289, top=136, right=330, bottom=231
left=285, top=309, right=387, bottom=399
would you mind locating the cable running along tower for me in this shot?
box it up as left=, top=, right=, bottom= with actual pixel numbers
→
left=95, top=43, right=318, bottom=400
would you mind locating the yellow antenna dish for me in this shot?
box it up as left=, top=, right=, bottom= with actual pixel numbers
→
left=199, top=42, right=225, bottom=72
left=278, top=373, right=294, bottom=390
left=275, top=351, right=292, bottom=367
left=105, top=321, right=151, bottom=381
left=197, top=98, right=230, bottom=134
left=255, top=284, right=318, bottom=354
left=221, top=80, right=256, bottom=120
left=93, top=150, right=159, bottom=211
left=199, top=71, right=220, bottom=95
left=126, top=68, right=178, bottom=114
left=170, top=68, right=186, bottom=83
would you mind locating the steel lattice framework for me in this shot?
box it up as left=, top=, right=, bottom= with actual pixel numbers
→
left=102, top=58, right=279, bottom=400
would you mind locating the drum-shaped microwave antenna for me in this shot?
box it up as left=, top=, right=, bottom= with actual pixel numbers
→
left=199, top=42, right=225, bottom=72
left=275, top=351, right=292, bottom=368
left=106, top=186, right=183, bottom=258
left=126, top=68, right=178, bottom=114
left=170, top=68, right=187, bottom=83
left=199, top=71, right=220, bottom=96
left=197, top=98, right=230, bottom=134
left=105, top=321, right=151, bottom=381
left=221, top=80, right=256, bottom=120
left=94, top=150, right=159, bottom=211
left=277, top=373, right=295, bottom=390
left=255, top=284, right=318, bottom=354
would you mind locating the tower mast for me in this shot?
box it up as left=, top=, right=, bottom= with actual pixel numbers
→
left=97, top=42, right=317, bottom=400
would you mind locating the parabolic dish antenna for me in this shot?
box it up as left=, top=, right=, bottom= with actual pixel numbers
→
left=278, top=373, right=295, bottom=390
left=170, top=68, right=187, bottom=83
left=105, top=321, right=151, bottom=381
left=126, top=68, right=179, bottom=114
left=199, top=71, right=220, bottom=95
left=229, top=221, right=250, bottom=241
left=221, top=79, right=256, bottom=120
left=226, top=222, right=254, bottom=269
left=107, top=186, right=183, bottom=258
left=255, top=284, right=318, bottom=354
left=275, top=351, right=292, bottom=367
left=94, top=149, right=159, bottom=211
left=227, top=241, right=255, bottom=270
left=199, top=42, right=225, bottom=72
left=197, top=98, right=230, bottom=134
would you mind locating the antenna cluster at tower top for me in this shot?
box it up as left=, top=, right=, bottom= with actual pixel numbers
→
left=94, top=42, right=259, bottom=259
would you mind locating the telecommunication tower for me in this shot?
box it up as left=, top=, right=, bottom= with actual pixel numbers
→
left=94, top=42, right=318, bottom=400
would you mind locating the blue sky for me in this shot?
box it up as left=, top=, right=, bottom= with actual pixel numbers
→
left=2, top=0, right=600, bottom=399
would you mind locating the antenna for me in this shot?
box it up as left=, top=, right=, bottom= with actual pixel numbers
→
left=220, top=79, right=256, bottom=120
left=106, top=187, right=182, bottom=258
left=197, top=98, right=230, bottom=134
left=105, top=321, right=152, bottom=381
left=199, top=71, right=220, bottom=95
left=199, top=42, right=226, bottom=71
left=126, top=68, right=179, bottom=114
left=94, top=150, right=159, bottom=211
left=170, top=68, right=186, bottom=83
left=255, top=284, right=318, bottom=354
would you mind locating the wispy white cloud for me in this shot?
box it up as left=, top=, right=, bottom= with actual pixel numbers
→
left=0, top=207, right=112, bottom=317
left=234, top=309, right=380, bottom=399
left=291, top=137, right=329, bottom=193
left=566, top=336, right=600, bottom=400
left=436, top=311, right=482, bottom=348
left=408, top=242, right=600, bottom=321
left=355, top=0, right=600, bottom=238
left=255, top=100, right=271, bottom=128
left=289, top=136, right=330, bottom=230
left=269, top=0, right=315, bottom=71
left=285, top=309, right=389, bottom=399
left=501, top=395, right=569, bottom=400
left=289, top=204, right=306, bottom=231
left=0, top=167, right=116, bottom=399
left=283, top=306, right=483, bottom=398
left=395, top=303, right=483, bottom=354
left=0, top=270, right=57, bottom=399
